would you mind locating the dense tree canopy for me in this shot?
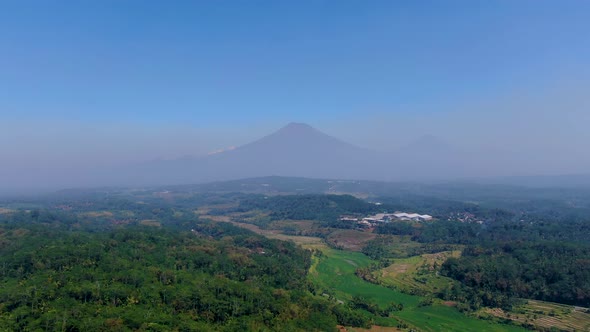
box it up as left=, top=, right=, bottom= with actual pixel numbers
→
left=0, top=209, right=366, bottom=331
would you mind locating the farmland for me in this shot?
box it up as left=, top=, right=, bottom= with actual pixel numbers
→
left=482, top=300, right=590, bottom=331
left=374, top=251, right=461, bottom=295
left=194, top=194, right=590, bottom=331
left=310, top=248, right=527, bottom=332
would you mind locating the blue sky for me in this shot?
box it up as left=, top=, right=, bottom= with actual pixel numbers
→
left=2, top=1, right=588, bottom=125
left=1, top=1, right=590, bottom=190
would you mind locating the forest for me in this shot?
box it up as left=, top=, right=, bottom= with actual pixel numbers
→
left=373, top=216, right=590, bottom=309
left=0, top=208, right=371, bottom=331
left=441, top=242, right=590, bottom=308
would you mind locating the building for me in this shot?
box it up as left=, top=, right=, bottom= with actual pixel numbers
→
left=360, top=212, right=433, bottom=223
left=393, top=212, right=433, bottom=221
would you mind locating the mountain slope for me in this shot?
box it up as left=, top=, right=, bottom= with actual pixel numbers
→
left=234, top=122, right=368, bottom=157
left=121, top=123, right=383, bottom=185
left=206, top=122, right=377, bottom=178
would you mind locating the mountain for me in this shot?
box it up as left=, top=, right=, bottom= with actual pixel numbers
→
left=198, top=122, right=381, bottom=180
left=50, top=116, right=590, bottom=189
left=92, top=124, right=521, bottom=187
left=115, top=123, right=384, bottom=186
left=104, top=124, right=493, bottom=186
left=221, top=122, right=370, bottom=162
left=103, top=123, right=548, bottom=187
left=233, top=122, right=367, bottom=156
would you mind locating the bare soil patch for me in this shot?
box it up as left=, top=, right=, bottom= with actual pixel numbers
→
left=229, top=221, right=325, bottom=249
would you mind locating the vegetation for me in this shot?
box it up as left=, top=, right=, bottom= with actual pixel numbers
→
left=441, top=243, right=590, bottom=308
left=373, top=251, right=461, bottom=296
left=230, top=194, right=386, bottom=228
left=1, top=180, right=590, bottom=331
left=309, top=248, right=526, bottom=332
left=480, top=300, right=590, bottom=331
left=0, top=210, right=362, bottom=331
left=367, top=211, right=590, bottom=310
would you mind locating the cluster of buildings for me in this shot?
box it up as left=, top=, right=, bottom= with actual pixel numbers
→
left=340, top=212, right=434, bottom=227
left=447, top=212, right=484, bottom=224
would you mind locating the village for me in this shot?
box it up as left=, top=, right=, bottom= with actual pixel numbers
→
left=340, top=211, right=434, bottom=228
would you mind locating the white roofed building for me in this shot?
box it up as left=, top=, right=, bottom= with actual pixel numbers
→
left=393, top=212, right=433, bottom=221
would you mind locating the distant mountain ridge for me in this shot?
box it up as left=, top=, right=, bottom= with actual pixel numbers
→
left=159, top=175, right=590, bottom=203
left=97, top=122, right=586, bottom=187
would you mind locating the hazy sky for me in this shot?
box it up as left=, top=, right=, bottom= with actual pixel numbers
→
left=1, top=1, right=589, bottom=191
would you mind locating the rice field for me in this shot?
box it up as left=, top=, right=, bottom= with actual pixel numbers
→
left=311, top=248, right=527, bottom=332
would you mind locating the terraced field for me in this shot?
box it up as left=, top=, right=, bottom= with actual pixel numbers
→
left=375, top=251, right=460, bottom=294
left=483, top=300, right=590, bottom=331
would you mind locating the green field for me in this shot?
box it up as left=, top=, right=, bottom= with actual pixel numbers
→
left=310, top=248, right=527, bottom=332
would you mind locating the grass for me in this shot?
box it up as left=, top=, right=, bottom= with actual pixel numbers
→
left=310, top=249, right=419, bottom=308
left=311, top=248, right=527, bottom=332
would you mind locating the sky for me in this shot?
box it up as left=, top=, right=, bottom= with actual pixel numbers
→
left=1, top=1, right=589, bottom=191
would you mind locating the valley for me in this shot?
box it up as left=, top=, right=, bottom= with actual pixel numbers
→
left=1, top=177, right=589, bottom=331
